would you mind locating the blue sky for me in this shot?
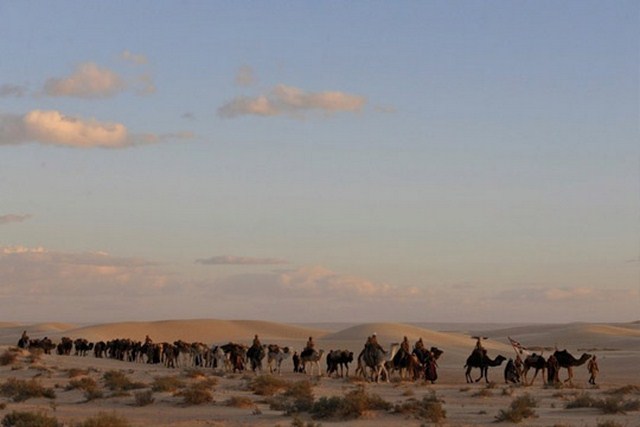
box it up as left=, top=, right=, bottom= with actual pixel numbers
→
left=0, top=1, right=638, bottom=323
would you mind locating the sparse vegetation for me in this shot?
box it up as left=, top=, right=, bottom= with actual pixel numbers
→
left=0, top=378, right=56, bottom=402
left=67, top=369, right=89, bottom=378
left=565, top=392, right=640, bottom=414
left=0, top=350, right=19, bottom=367
left=224, top=395, right=255, bottom=408
left=473, top=388, right=493, bottom=398
left=74, top=412, right=131, bottom=427
left=595, top=421, right=624, bottom=427
left=393, top=392, right=446, bottom=422
left=495, top=393, right=537, bottom=423
left=133, top=390, right=155, bottom=406
left=1, top=410, right=62, bottom=427
left=151, top=376, right=185, bottom=392
left=249, top=375, right=289, bottom=396
left=310, top=385, right=391, bottom=420
left=102, top=371, right=145, bottom=392
left=179, top=383, right=214, bottom=405
left=565, top=392, right=597, bottom=409
left=269, top=380, right=315, bottom=414
left=606, top=385, right=640, bottom=396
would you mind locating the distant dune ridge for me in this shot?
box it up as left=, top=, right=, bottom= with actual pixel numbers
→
left=2, top=319, right=638, bottom=354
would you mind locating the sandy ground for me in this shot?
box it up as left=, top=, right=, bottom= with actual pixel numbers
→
left=0, top=319, right=638, bottom=426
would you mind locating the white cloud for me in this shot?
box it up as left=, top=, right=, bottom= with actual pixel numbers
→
left=0, top=214, right=32, bottom=225
left=0, top=110, right=193, bottom=149
left=235, top=65, right=256, bottom=87
left=218, top=84, right=366, bottom=118
left=0, top=246, right=170, bottom=297
left=196, top=255, right=288, bottom=266
left=43, top=62, right=125, bottom=98
left=121, top=50, right=149, bottom=65
left=213, top=265, right=420, bottom=299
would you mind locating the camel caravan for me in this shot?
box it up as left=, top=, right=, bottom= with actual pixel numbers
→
left=15, top=330, right=597, bottom=385
left=464, top=336, right=596, bottom=386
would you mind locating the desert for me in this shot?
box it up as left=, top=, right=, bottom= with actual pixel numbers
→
left=0, top=319, right=638, bottom=426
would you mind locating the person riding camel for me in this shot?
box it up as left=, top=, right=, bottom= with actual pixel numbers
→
left=401, top=336, right=410, bottom=353
left=252, top=334, right=261, bottom=349
left=301, top=336, right=315, bottom=358
left=144, top=335, right=153, bottom=346
left=368, top=333, right=385, bottom=353
left=414, top=337, right=425, bottom=351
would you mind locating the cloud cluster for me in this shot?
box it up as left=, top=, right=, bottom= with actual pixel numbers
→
left=121, top=50, right=149, bottom=65
left=0, top=110, right=192, bottom=148
left=218, top=84, right=366, bottom=118
left=43, top=62, right=125, bottom=98
left=0, top=246, right=169, bottom=297
left=213, top=265, right=420, bottom=299
left=196, top=255, right=288, bottom=266
left=0, top=214, right=32, bottom=225
left=0, top=84, right=27, bottom=98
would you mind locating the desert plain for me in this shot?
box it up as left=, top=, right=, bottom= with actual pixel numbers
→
left=0, top=319, right=638, bottom=426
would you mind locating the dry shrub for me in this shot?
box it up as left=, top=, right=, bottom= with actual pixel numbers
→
left=27, top=349, right=44, bottom=364
left=595, top=421, right=624, bottom=427
left=151, top=376, right=185, bottom=392
left=102, top=371, right=145, bottom=392
left=495, top=393, right=537, bottom=423
left=310, top=385, right=391, bottom=420
left=67, top=369, right=89, bottom=379
left=66, top=377, right=98, bottom=392
left=249, top=375, right=289, bottom=396
left=65, top=377, right=103, bottom=401
left=0, top=350, right=19, bottom=367
left=133, top=390, right=155, bottom=407
left=74, top=412, right=130, bottom=427
left=183, top=368, right=205, bottom=379
left=224, top=395, right=255, bottom=408
left=393, top=392, right=446, bottom=423
left=269, top=380, right=315, bottom=414
left=1, top=410, right=62, bottom=427
left=0, top=378, right=56, bottom=402
left=597, top=396, right=640, bottom=414
left=179, top=383, right=214, bottom=405
left=473, top=388, right=493, bottom=398
left=606, top=385, right=640, bottom=396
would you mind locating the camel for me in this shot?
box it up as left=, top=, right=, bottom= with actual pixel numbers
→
left=300, top=349, right=324, bottom=376
left=210, top=345, right=229, bottom=372
left=247, top=344, right=266, bottom=373
left=359, top=343, right=400, bottom=383
left=522, top=354, right=547, bottom=385
left=464, top=349, right=506, bottom=383
left=326, top=350, right=354, bottom=378
left=553, top=350, right=591, bottom=383
left=267, top=345, right=290, bottom=375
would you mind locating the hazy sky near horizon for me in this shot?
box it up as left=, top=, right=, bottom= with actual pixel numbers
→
left=1, top=1, right=638, bottom=324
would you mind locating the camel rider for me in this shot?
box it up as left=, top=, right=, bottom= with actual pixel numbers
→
left=252, top=334, right=261, bottom=349
left=473, top=336, right=487, bottom=354
left=144, top=335, right=153, bottom=346
left=301, top=336, right=315, bottom=358
left=401, top=336, right=410, bottom=353
left=368, top=333, right=385, bottom=353
left=414, top=337, right=425, bottom=351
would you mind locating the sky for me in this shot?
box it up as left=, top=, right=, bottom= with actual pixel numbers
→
left=0, top=1, right=638, bottom=324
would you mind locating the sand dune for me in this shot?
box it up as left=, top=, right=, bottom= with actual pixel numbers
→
left=47, top=319, right=329, bottom=345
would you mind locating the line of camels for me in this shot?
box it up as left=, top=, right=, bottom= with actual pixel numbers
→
left=16, top=332, right=592, bottom=385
